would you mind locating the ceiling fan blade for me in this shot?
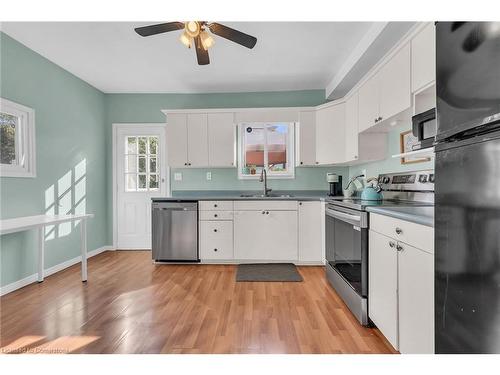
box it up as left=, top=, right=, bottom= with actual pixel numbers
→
left=208, top=23, right=257, bottom=49
left=134, top=22, right=184, bottom=37
left=194, top=35, right=210, bottom=65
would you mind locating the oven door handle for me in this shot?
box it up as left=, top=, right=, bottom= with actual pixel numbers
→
left=325, top=207, right=362, bottom=226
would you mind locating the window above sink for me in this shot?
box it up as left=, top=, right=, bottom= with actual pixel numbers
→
left=237, top=122, right=295, bottom=180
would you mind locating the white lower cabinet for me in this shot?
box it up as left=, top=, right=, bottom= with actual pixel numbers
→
left=234, top=209, right=298, bottom=261
left=298, top=201, right=324, bottom=263
left=369, top=213, right=434, bottom=353
left=200, top=220, right=234, bottom=260
left=398, top=242, right=434, bottom=354
left=369, top=230, right=399, bottom=349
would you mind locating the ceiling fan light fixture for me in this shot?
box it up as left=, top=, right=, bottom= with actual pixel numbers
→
left=185, top=21, right=200, bottom=37
left=199, top=30, right=215, bottom=50
left=179, top=31, right=192, bottom=48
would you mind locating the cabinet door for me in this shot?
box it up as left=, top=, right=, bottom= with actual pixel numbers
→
left=398, top=243, right=434, bottom=353
left=298, top=201, right=324, bottom=262
left=208, top=113, right=236, bottom=167
left=166, top=113, right=188, bottom=167
left=187, top=113, right=209, bottom=167
left=200, top=220, right=234, bottom=260
left=358, top=72, right=381, bottom=132
left=345, top=92, right=359, bottom=162
left=369, top=230, right=399, bottom=350
left=298, top=111, right=317, bottom=166
left=379, top=43, right=411, bottom=122
left=411, top=23, right=436, bottom=92
left=315, top=103, right=346, bottom=165
left=234, top=210, right=298, bottom=261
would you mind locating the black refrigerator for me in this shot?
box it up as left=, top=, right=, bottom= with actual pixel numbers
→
left=435, top=22, right=500, bottom=353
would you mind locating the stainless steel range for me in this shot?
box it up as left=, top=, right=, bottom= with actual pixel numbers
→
left=325, top=170, right=435, bottom=326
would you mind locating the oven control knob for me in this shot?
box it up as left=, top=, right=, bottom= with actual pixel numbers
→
left=429, top=174, right=435, bottom=183
left=419, top=175, right=428, bottom=183
left=383, top=177, right=390, bottom=184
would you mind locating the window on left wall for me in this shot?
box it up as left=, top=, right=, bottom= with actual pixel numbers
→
left=0, top=98, right=36, bottom=178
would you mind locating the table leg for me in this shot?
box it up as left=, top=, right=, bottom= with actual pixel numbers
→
left=80, top=219, right=88, bottom=282
left=37, top=226, right=44, bottom=282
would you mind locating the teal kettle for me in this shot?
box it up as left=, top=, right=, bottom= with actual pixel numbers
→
left=361, top=178, right=383, bottom=201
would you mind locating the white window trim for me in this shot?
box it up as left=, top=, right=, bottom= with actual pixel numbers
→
left=237, top=122, right=295, bottom=180
left=0, top=98, right=36, bottom=178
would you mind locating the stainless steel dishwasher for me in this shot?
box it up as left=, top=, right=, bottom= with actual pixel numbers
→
left=152, top=201, right=199, bottom=262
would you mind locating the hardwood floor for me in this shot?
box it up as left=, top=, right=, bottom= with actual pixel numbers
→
left=0, top=251, right=395, bottom=354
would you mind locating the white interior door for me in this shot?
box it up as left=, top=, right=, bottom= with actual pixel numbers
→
left=115, top=125, right=167, bottom=249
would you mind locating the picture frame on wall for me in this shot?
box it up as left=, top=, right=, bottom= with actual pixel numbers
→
left=399, top=130, right=431, bottom=164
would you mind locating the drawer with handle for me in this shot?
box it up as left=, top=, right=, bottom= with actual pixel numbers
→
left=369, top=213, right=433, bottom=253
left=199, top=210, right=233, bottom=221
left=199, top=201, right=234, bottom=211
left=200, top=221, right=233, bottom=260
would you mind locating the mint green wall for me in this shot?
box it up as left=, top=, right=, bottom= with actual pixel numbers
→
left=348, top=122, right=435, bottom=179
left=170, top=166, right=348, bottom=191
left=0, top=33, right=108, bottom=287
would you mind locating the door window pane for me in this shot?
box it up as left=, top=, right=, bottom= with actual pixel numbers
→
left=149, top=157, right=157, bottom=173
left=138, top=156, right=146, bottom=173
left=0, top=112, right=18, bottom=165
left=138, top=174, right=147, bottom=189
left=124, top=135, right=160, bottom=192
left=127, top=137, right=137, bottom=154
left=149, top=174, right=159, bottom=189
left=138, top=137, right=147, bottom=154
left=126, top=174, right=137, bottom=191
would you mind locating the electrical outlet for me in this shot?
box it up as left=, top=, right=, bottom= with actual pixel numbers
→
left=174, top=172, right=182, bottom=181
left=206, top=172, right=212, bottom=181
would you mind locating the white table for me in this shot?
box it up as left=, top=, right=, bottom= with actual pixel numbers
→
left=0, top=214, right=94, bottom=282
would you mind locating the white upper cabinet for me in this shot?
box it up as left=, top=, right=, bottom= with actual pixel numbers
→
left=358, top=43, right=411, bottom=132
left=186, top=113, right=209, bottom=167
left=358, top=71, right=381, bottom=133
left=379, top=43, right=411, bottom=122
left=412, top=23, right=436, bottom=92
left=166, top=113, right=188, bottom=167
left=315, top=103, right=346, bottom=165
left=345, top=92, right=359, bottom=162
left=297, top=111, right=317, bottom=166
left=207, top=113, right=236, bottom=167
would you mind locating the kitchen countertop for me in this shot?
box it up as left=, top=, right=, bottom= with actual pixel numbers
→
left=152, top=190, right=332, bottom=202
left=366, top=206, right=434, bottom=227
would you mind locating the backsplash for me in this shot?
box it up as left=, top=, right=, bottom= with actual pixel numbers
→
left=348, top=122, right=435, bottom=180
left=171, top=166, right=349, bottom=191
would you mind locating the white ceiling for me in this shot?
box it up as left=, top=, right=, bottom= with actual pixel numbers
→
left=0, top=22, right=383, bottom=94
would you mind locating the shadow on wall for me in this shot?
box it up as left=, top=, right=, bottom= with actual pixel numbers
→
left=44, top=159, right=86, bottom=241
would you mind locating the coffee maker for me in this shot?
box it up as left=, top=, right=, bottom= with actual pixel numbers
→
left=327, top=173, right=343, bottom=196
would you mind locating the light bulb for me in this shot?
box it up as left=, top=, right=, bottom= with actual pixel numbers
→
left=185, top=21, right=200, bottom=37
left=200, top=30, right=215, bottom=50
left=179, top=31, right=192, bottom=48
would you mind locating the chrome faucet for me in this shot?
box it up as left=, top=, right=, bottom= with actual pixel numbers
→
left=259, top=169, right=272, bottom=196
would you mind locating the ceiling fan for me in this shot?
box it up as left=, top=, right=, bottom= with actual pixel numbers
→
left=134, top=21, right=257, bottom=65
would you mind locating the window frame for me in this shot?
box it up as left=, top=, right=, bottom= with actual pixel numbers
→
left=237, top=122, right=295, bottom=180
left=0, top=98, right=36, bottom=178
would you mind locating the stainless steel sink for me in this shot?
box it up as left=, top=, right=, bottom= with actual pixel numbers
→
left=239, top=194, right=294, bottom=198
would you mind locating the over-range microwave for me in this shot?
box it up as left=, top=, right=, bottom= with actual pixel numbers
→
left=412, top=108, right=437, bottom=149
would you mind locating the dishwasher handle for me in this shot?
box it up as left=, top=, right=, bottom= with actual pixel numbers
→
left=152, top=202, right=198, bottom=211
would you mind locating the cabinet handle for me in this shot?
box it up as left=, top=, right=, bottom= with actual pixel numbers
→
left=299, top=202, right=302, bottom=206
left=374, top=118, right=378, bottom=123
left=389, top=241, right=396, bottom=248
left=214, top=229, right=218, bottom=232
left=396, top=244, right=404, bottom=252
left=214, top=214, right=218, bottom=218
left=354, top=155, right=358, bottom=159
left=214, top=248, right=218, bottom=252
left=315, top=161, right=319, bottom=165
left=266, top=211, right=270, bottom=215
left=378, top=116, right=383, bottom=121
left=184, top=162, right=187, bottom=166
left=395, top=227, right=403, bottom=235
left=214, top=204, right=218, bottom=208
left=300, top=161, right=303, bottom=165
left=262, top=211, right=266, bottom=214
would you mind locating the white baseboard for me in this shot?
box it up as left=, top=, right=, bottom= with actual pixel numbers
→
left=0, top=245, right=114, bottom=296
